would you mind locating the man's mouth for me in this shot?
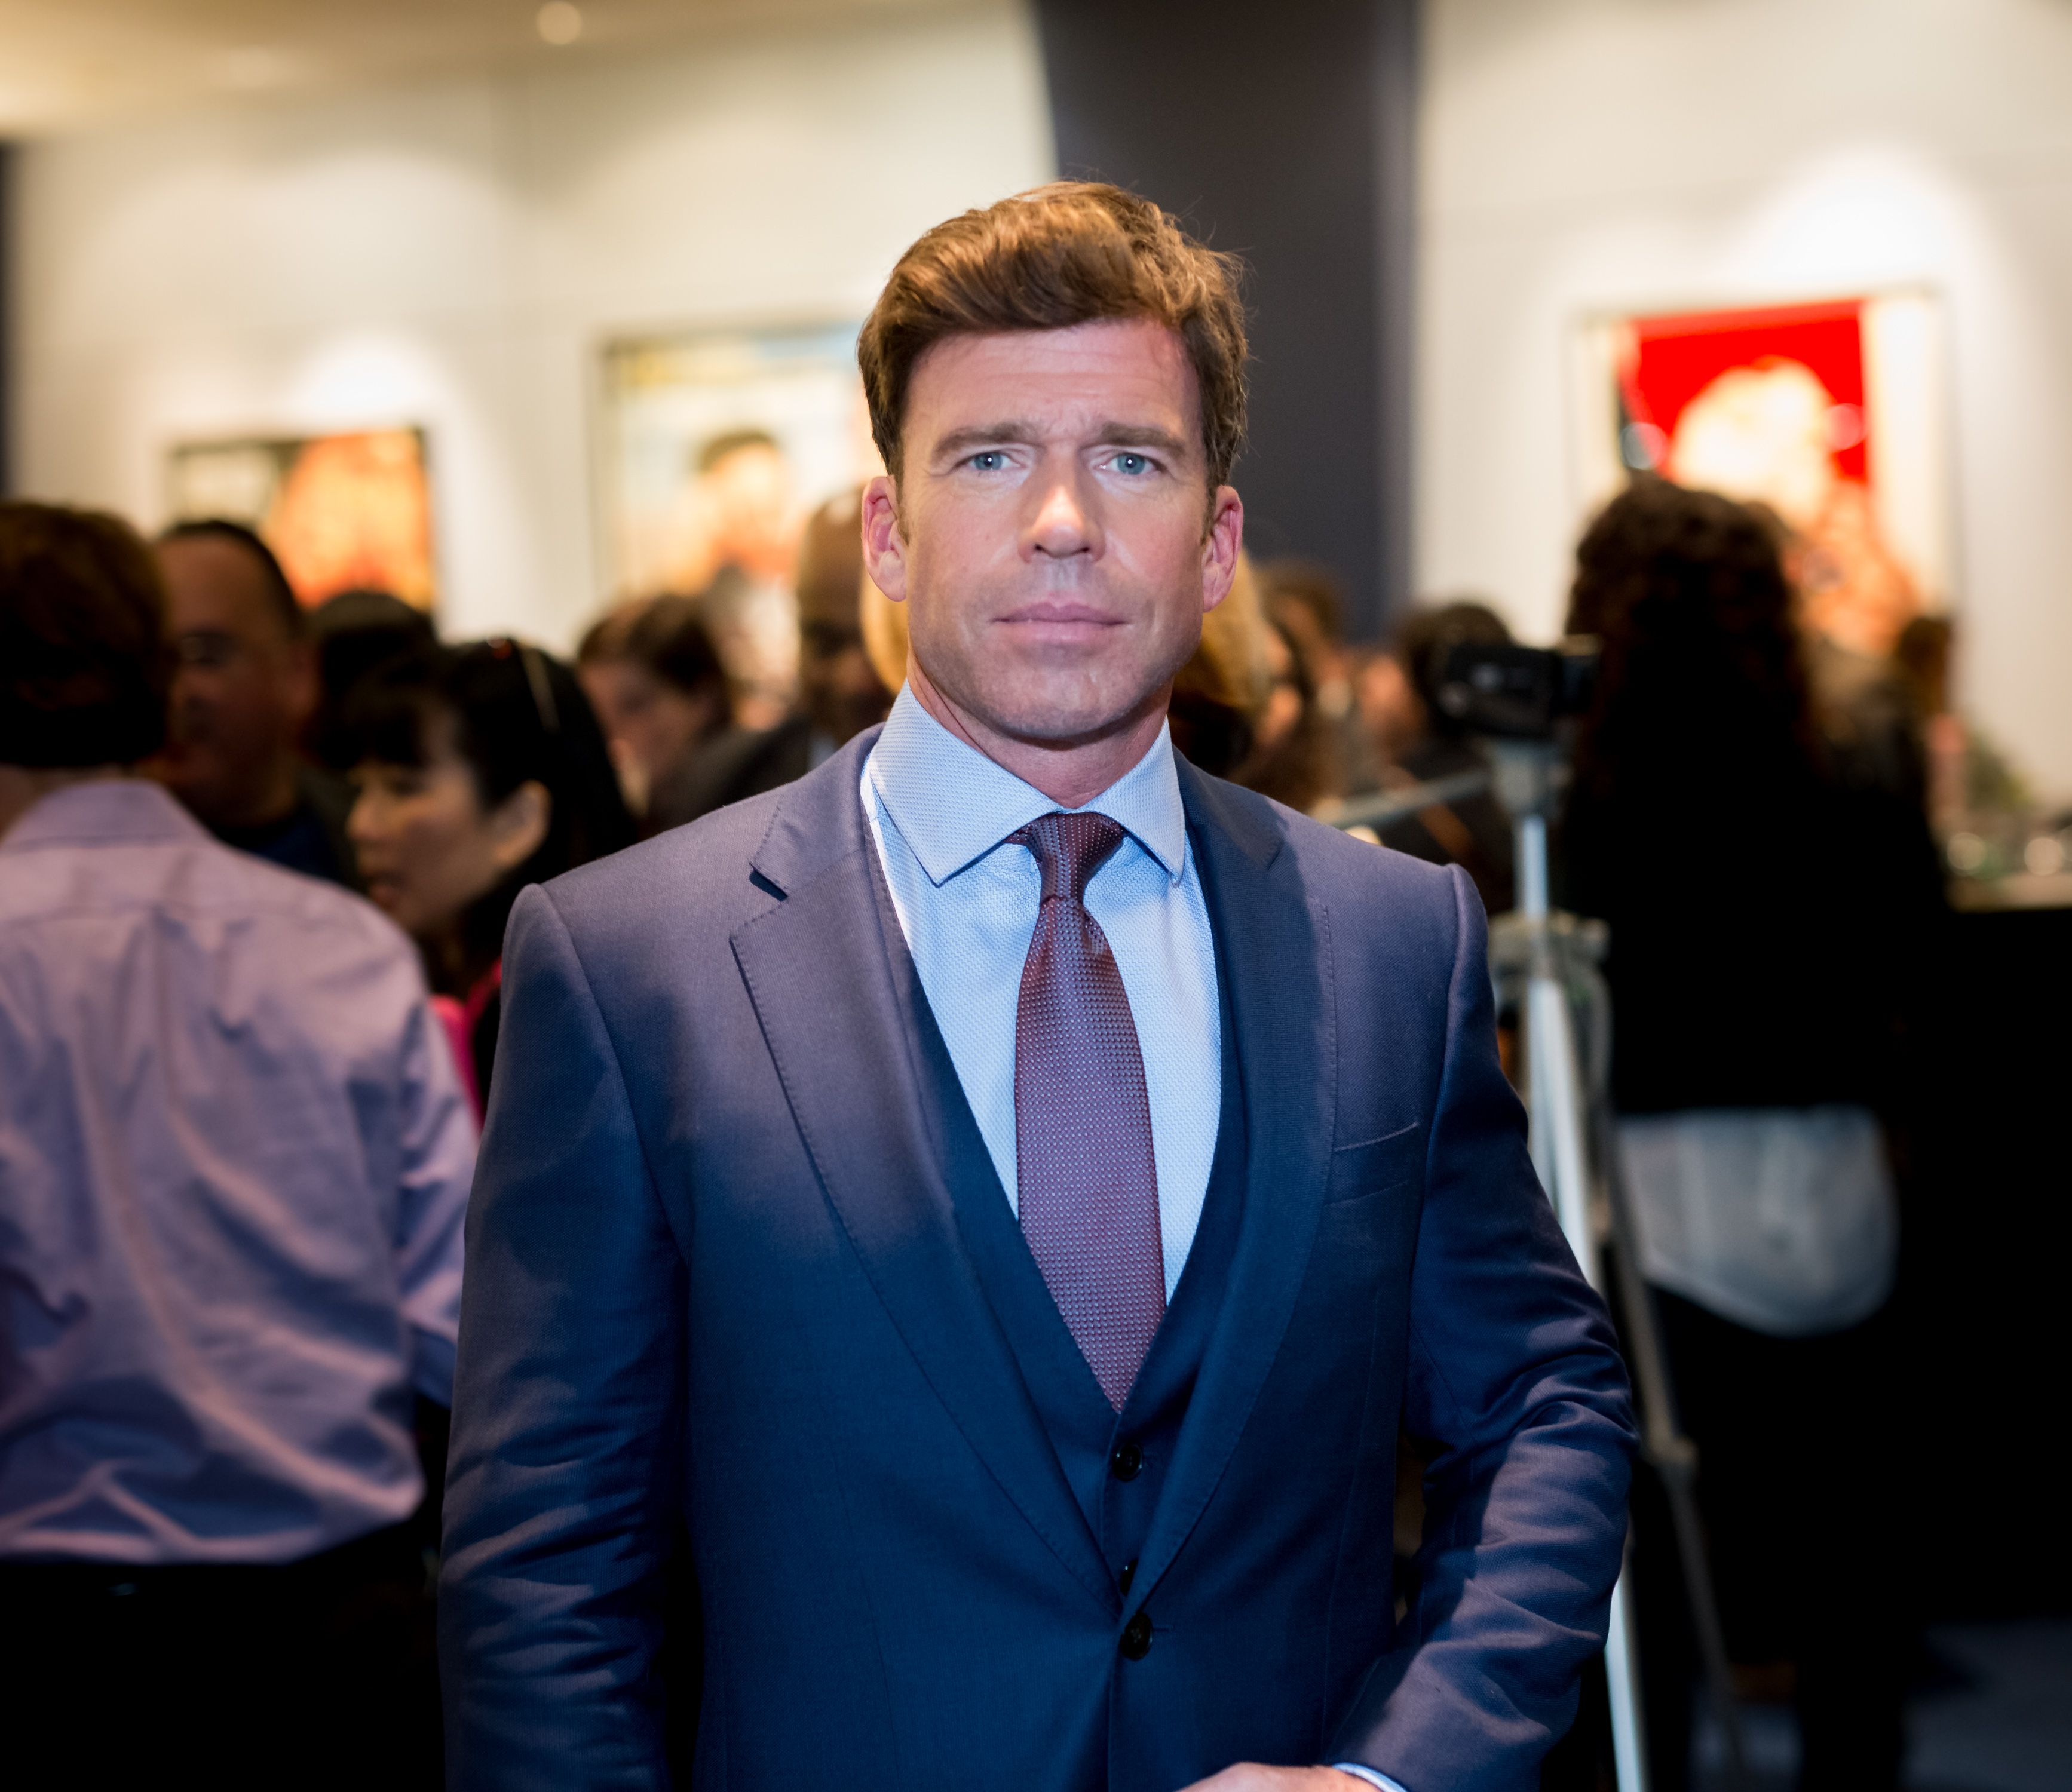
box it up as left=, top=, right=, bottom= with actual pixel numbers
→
left=997, top=600, right=1123, bottom=638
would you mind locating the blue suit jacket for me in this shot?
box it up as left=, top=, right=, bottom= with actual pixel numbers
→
left=440, top=729, right=1635, bottom=1792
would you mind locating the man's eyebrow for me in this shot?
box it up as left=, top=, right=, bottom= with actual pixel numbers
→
left=931, top=422, right=1040, bottom=460
left=1097, top=423, right=1193, bottom=457
left=928, top=421, right=1195, bottom=459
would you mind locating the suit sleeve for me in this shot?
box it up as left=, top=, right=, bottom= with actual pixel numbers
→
left=1329, top=867, right=1637, bottom=1792
left=439, top=884, right=687, bottom=1792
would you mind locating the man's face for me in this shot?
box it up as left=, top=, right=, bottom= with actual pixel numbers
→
left=151, top=535, right=315, bottom=829
left=864, top=318, right=1242, bottom=751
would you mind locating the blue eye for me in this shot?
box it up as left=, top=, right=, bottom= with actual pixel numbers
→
left=968, top=450, right=1008, bottom=472
left=1112, top=453, right=1151, bottom=475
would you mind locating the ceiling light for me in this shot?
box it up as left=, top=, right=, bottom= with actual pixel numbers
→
left=537, top=3, right=584, bottom=46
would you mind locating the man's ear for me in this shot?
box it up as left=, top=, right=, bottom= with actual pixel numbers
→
left=1200, top=484, right=1245, bottom=615
left=862, top=474, right=909, bottom=605
left=488, top=780, right=551, bottom=876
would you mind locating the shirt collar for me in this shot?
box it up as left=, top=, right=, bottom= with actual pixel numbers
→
left=867, top=685, right=1187, bottom=888
left=1, top=778, right=211, bottom=854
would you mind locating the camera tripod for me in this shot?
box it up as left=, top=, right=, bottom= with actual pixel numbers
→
left=1330, top=745, right=1751, bottom=1792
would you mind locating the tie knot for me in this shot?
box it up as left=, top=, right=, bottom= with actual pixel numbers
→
left=1014, top=811, right=1127, bottom=904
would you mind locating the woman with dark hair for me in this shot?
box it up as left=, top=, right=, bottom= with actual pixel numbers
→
left=345, top=639, right=636, bottom=1116
left=1559, top=478, right=1938, bottom=1792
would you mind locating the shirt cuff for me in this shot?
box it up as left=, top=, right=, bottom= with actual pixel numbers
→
left=1331, top=1766, right=1410, bottom=1792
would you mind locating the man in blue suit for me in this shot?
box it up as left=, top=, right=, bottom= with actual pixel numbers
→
left=440, top=183, right=1635, bottom=1792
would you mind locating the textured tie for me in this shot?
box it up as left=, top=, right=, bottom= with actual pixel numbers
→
left=1012, top=811, right=1165, bottom=1410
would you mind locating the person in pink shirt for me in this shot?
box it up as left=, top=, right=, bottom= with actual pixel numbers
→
left=0, top=501, right=477, bottom=1787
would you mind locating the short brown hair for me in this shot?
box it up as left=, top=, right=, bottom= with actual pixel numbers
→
left=859, top=182, right=1248, bottom=489
left=0, top=501, right=170, bottom=769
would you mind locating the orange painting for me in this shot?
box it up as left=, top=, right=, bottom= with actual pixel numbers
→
left=167, top=427, right=437, bottom=610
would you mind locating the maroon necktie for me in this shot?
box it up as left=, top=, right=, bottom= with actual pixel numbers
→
left=1012, top=811, right=1165, bottom=1410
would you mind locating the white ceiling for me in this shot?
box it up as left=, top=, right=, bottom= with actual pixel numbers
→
left=0, top=0, right=961, bottom=134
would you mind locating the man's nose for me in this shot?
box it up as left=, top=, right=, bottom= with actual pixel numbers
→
left=167, top=674, right=209, bottom=730
left=1023, top=468, right=1102, bottom=560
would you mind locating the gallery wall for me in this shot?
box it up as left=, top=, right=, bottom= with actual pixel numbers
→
left=6, top=0, right=1053, bottom=648
left=1418, top=0, right=2072, bottom=798
left=13, top=0, right=2071, bottom=797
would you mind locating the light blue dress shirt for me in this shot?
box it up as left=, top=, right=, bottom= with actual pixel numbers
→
left=863, top=696, right=1411, bottom=1792
left=862, top=688, right=1220, bottom=1298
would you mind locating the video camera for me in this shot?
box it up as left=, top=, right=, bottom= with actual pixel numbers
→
left=1434, top=638, right=1599, bottom=741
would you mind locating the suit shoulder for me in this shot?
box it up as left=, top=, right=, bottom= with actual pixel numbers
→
left=538, top=785, right=785, bottom=947
left=1190, top=771, right=1463, bottom=915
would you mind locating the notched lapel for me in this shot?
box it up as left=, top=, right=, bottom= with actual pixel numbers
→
left=731, top=762, right=1115, bottom=1616
left=1130, top=769, right=1340, bottom=1607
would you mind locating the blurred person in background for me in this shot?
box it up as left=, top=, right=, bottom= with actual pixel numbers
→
left=1886, top=612, right=2033, bottom=843
left=1258, top=557, right=1369, bottom=794
left=1228, top=600, right=1335, bottom=811
left=306, top=586, right=438, bottom=774
left=578, top=595, right=732, bottom=831
left=1751, top=498, right=1930, bottom=820
left=1559, top=477, right=1940, bottom=1792
left=1166, top=549, right=1335, bottom=809
left=678, top=428, right=802, bottom=729
left=795, top=487, right=897, bottom=751
left=1356, top=600, right=1517, bottom=916
left=1167, top=548, right=1273, bottom=775
left=149, top=517, right=358, bottom=886
left=670, top=486, right=897, bottom=815
left=345, top=640, right=636, bottom=1117
left=0, top=502, right=474, bottom=1791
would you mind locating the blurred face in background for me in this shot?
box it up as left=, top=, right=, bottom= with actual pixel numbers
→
left=863, top=318, right=1242, bottom=772
left=578, top=658, right=724, bottom=817
left=701, top=442, right=795, bottom=581
left=1357, top=652, right=1426, bottom=762
left=346, top=710, right=546, bottom=945
left=798, top=608, right=893, bottom=749
left=151, top=533, right=316, bottom=828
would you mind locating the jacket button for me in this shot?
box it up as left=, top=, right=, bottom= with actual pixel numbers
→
left=1109, top=1440, right=1144, bottom=1481
left=1117, top=1559, right=1136, bottom=1598
left=1119, top=1612, right=1153, bottom=1659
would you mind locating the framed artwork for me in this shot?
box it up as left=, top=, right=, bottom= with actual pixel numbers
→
left=1571, top=293, right=1952, bottom=649
left=165, top=426, right=437, bottom=610
left=596, top=320, right=876, bottom=603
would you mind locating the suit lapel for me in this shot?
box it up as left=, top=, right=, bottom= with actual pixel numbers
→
left=730, top=739, right=1116, bottom=1615
left=1128, top=764, right=1340, bottom=1607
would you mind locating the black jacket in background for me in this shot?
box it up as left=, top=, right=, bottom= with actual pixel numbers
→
left=1558, top=763, right=1941, bottom=1116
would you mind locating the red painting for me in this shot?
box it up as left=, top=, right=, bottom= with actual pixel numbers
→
left=1598, top=297, right=1934, bottom=656
left=1619, top=299, right=1868, bottom=490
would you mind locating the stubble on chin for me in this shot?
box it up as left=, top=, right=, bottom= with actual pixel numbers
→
left=922, top=628, right=1182, bottom=755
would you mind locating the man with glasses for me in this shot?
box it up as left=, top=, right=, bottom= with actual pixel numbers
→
left=152, top=518, right=359, bottom=886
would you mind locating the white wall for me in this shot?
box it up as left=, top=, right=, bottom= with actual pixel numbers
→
left=10, top=1, right=1054, bottom=649
left=1420, top=0, right=2072, bottom=798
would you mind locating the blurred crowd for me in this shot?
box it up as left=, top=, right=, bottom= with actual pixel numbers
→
left=1, top=467, right=1956, bottom=1788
